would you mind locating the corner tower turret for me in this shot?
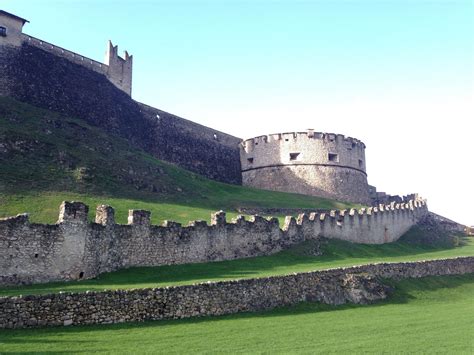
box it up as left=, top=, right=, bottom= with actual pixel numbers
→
left=105, top=40, right=133, bottom=96
left=0, top=10, right=29, bottom=47
left=240, top=130, right=371, bottom=204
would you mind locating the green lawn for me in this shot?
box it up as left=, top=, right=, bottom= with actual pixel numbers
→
left=0, top=274, right=472, bottom=354
left=1, top=237, right=473, bottom=297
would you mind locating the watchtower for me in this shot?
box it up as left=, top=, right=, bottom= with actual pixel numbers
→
left=240, top=130, right=371, bottom=204
left=0, top=10, right=29, bottom=47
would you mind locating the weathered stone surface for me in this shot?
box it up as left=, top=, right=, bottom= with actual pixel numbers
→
left=0, top=199, right=428, bottom=286
left=0, top=257, right=471, bottom=329
left=0, top=43, right=242, bottom=185
left=240, top=132, right=370, bottom=204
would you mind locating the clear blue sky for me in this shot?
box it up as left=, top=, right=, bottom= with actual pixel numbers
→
left=3, top=0, right=474, bottom=225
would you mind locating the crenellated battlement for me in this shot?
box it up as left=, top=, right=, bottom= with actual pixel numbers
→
left=242, top=131, right=366, bottom=151
left=0, top=198, right=428, bottom=286
left=240, top=130, right=371, bottom=204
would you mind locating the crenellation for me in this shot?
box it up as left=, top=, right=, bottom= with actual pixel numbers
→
left=95, top=205, right=115, bottom=226
left=231, top=215, right=246, bottom=225
left=240, top=130, right=371, bottom=204
left=0, top=197, right=428, bottom=286
left=211, top=211, right=226, bottom=226
left=57, top=201, right=89, bottom=224
left=128, top=210, right=151, bottom=226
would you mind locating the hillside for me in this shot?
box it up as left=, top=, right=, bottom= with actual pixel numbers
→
left=0, top=97, right=355, bottom=224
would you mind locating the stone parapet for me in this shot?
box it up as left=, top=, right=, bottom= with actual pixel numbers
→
left=0, top=198, right=428, bottom=286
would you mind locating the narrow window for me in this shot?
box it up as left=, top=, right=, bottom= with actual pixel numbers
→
left=34, top=253, right=39, bottom=258
left=0, top=27, right=6, bottom=37
left=359, top=159, right=363, bottom=168
left=247, top=158, right=254, bottom=163
left=79, top=272, right=84, bottom=279
left=289, top=152, right=300, bottom=161
left=328, top=153, right=339, bottom=162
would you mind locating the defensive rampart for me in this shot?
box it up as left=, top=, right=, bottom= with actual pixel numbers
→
left=0, top=199, right=427, bottom=286
left=240, top=132, right=370, bottom=204
left=0, top=257, right=472, bottom=329
left=0, top=42, right=242, bottom=184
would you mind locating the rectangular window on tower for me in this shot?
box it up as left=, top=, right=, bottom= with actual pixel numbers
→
left=0, top=27, right=7, bottom=37
left=289, top=152, right=300, bottom=161
left=328, top=153, right=339, bottom=162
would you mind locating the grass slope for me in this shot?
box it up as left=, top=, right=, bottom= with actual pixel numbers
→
left=0, top=97, right=354, bottom=224
left=1, top=236, right=472, bottom=297
left=0, top=274, right=473, bottom=354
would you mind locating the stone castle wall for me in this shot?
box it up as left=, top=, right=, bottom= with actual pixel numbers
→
left=0, top=199, right=428, bottom=286
left=240, top=132, right=370, bottom=204
left=0, top=256, right=472, bottom=329
left=0, top=43, right=242, bottom=184
left=0, top=9, right=132, bottom=96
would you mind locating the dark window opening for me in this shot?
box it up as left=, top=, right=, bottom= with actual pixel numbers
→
left=0, top=27, right=6, bottom=37
left=289, top=152, right=300, bottom=161
left=352, top=142, right=356, bottom=148
left=34, top=253, right=39, bottom=258
left=328, top=153, right=339, bottom=162
left=79, top=272, right=84, bottom=279
left=247, top=158, right=254, bottom=163
left=359, top=159, right=363, bottom=168
left=285, top=139, right=289, bottom=141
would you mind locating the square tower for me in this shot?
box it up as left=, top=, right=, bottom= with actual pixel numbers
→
left=105, top=40, right=133, bottom=96
left=0, top=10, right=29, bottom=47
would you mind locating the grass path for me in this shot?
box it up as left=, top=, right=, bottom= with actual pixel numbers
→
left=1, top=237, right=473, bottom=297
left=0, top=274, right=473, bottom=354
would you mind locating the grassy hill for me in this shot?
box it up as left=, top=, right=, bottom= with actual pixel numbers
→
left=0, top=97, right=355, bottom=224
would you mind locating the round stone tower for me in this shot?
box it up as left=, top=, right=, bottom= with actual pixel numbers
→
left=240, top=130, right=371, bottom=204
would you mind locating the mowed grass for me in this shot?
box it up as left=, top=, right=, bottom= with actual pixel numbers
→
left=0, top=190, right=335, bottom=227
left=0, top=274, right=473, bottom=354
left=1, top=237, right=473, bottom=297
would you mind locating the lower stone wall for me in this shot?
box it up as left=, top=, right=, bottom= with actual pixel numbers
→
left=0, top=257, right=472, bottom=329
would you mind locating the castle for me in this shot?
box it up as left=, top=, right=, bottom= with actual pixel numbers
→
left=2, top=10, right=473, bottom=331
left=0, top=10, right=396, bottom=205
left=0, top=10, right=431, bottom=287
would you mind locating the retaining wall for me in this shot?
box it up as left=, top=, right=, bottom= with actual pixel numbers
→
left=0, top=199, right=428, bottom=286
left=0, top=257, right=472, bottom=329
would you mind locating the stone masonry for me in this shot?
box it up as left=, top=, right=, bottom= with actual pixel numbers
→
left=0, top=257, right=472, bottom=329
left=240, top=131, right=371, bottom=204
left=0, top=199, right=428, bottom=286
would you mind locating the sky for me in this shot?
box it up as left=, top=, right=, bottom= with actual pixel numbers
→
left=3, top=0, right=474, bottom=225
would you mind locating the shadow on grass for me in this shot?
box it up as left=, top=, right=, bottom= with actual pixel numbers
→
left=0, top=238, right=471, bottom=297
